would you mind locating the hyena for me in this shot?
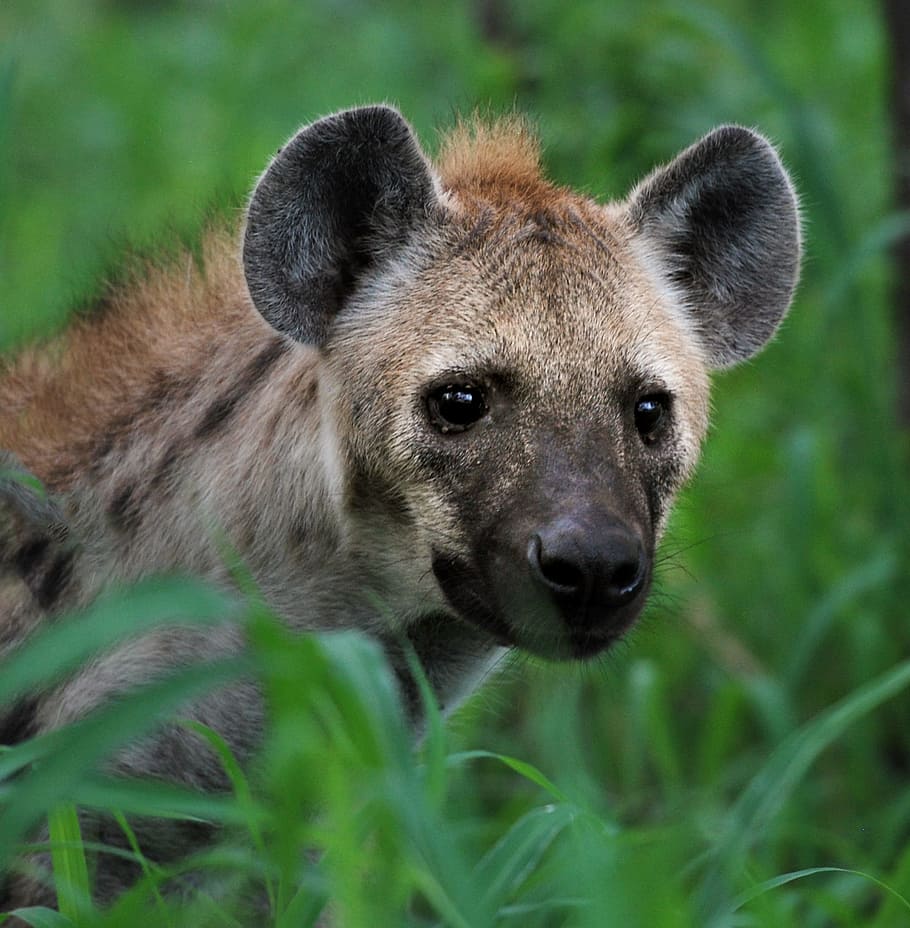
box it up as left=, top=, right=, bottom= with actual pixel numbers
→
left=0, top=105, right=800, bottom=906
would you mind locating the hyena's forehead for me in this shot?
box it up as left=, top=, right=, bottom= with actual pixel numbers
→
left=427, top=202, right=709, bottom=405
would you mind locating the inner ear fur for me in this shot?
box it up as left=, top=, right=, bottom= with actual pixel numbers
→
left=242, top=105, right=439, bottom=345
left=627, top=126, right=801, bottom=368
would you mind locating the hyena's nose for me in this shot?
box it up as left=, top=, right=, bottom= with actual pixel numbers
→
left=528, top=518, right=647, bottom=622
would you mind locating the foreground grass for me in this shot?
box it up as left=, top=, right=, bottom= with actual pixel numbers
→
left=0, top=578, right=909, bottom=927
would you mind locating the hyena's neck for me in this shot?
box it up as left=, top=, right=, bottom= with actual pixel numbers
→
left=81, top=336, right=356, bottom=626
left=0, top=238, right=352, bottom=627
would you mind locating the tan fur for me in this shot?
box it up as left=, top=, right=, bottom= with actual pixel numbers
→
left=0, top=107, right=799, bottom=909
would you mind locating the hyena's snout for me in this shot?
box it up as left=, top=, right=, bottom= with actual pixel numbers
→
left=434, top=491, right=653, bottom=662
left=529, top=513, right=648, bottom=615
left=526, top=510, right=650, bottom=656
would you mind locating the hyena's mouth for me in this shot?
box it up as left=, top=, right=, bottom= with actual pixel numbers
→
left=431, top=553, right=516, bottom=648
left=431, top=551, right=645, bottom=660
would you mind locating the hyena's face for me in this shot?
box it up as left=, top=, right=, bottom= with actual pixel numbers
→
left=324, top=211, right=710, bottom=658
left=243, top=106, right=800, bottom=660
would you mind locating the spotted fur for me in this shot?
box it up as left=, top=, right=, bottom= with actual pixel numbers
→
left=0, top=105, right=800, bottom=907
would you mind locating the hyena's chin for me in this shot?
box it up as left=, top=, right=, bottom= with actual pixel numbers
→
left=431, top=549, right=652, bottom=661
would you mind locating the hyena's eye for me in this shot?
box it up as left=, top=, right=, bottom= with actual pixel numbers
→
left=427, top=382, right=489, bottom=434
left=634, top=392, right=671, bottom=444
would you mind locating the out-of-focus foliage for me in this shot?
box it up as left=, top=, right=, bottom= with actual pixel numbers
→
left=1, top=1, right=909, bottom=925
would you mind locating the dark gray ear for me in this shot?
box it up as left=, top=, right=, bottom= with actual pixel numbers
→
left=627, top=126, right=801, bottom=368
left=243, top=105, right=439, bottom=344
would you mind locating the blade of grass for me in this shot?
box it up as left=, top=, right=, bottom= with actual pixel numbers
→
left=6, top=772, right=247, bottom=828
left=180, top=719, right=275, bottom=913
left=474, top=803, right=578, bottom=913
left=0, top=656, right=249, bottom=869
left=46, top=803, right=91, bottom=922
left=0, top=576, right=236, bottom=708
left=274, top=872, right=331, bottom=928
left=870, top=840, right=910, bottom=928
left=629, top=659, right=682, bottom=793
left=730, top=866, right=910, bottom=918
left=111, top=810, right=172, bottom=926
left=404, top=642, right=448, bottom=810
left=699, top=659, right=910, bottom=924
left=785, top=551, right=897, bottom=686
left=447, top=750, right=572, bottom=805
left=0, top=466, right=47, bottom=499
left=0, top=909, right=76, bottom=928
left=409, top=867, right=485, bottom=928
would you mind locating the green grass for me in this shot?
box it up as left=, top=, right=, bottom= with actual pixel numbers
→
left=2, top=594, right=909, bottom=926
left=2, top=0, right=909, bottom=924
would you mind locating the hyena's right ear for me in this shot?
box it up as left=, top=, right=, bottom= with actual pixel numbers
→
left=626, top=126, right=801, bottom=368
left=243, top=105, right=439, bottom=345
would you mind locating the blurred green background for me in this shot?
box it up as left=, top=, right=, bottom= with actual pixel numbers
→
left=1, top=1, right=909, bottom=925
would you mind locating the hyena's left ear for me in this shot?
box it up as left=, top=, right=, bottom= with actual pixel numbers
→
left=243, top=105, right=439, bottom=345
left=626, top=126, right=801, bottom=368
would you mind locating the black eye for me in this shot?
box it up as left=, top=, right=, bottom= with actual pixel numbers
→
left=427, top=382, right=489, bottom=433
left=634, top=392, right=670, bottom=444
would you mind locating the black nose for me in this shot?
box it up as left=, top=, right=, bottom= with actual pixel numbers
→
left=528, top=518, right=647, bottom=623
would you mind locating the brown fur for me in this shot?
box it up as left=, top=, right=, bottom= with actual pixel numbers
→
left=437, top=114, right=556, bottom=203
left=0, top=233, right=257, bottom=488
left=0, top=106, right=800, bottom=909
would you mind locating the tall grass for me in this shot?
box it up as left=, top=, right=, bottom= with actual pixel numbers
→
left=1, top=587, right=909, bottom=926
left=2, top=0, right=909, bottom=924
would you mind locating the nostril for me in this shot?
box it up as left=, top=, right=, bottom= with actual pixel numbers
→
left=540, top=555, right=586, bottom=592
left=528, top=534, right=586, bottom=595
left=606, top=547, right=646, bottom=603
left=611, top=559, right=640, bottom=594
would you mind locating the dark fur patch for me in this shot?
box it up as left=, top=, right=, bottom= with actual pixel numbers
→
left=194, top=393, right=241, bottom=441
left=88, top=369, right=199, bottom=478
left=194, top=338, right=288, bottom=440
left=346, top=466, right=413, bottom=526
left=107, top=342, right=287, bottom=533
left=0, top=696, right=39, bottom=746
left=288, top=515, right=309, bottom=548
left=526, top=209, right=569, bottom=246
left=378, top=633, right=421, bottom=723
left=108, top=483, right=140, bottom=533
left=298, top=375, right=317, bottom=406
left=145, top=368, right=195, bottom=415
left=566, top=209, right=615, bottom=257
left=149, top=442, right=180, bottom=490
left=431, top=553, right=514, bottom=645
left=453, top=207, right=495, bottom=255
left=13, top=537, right=51, bottom=578
left=34, top=551, right=74, bottom=610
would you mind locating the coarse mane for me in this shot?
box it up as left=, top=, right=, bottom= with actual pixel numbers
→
left=0, top=227, right=263, bottom=485
left=435, top=114, right=557, bottom=205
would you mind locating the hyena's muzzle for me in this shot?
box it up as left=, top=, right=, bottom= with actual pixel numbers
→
left=432, top=450, right=653, bottom=661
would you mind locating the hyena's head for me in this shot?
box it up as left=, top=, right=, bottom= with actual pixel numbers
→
left=243, top=106, right=800, bottom=660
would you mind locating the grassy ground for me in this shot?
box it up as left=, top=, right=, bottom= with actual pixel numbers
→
left=1, top=1, right=909, bottom=925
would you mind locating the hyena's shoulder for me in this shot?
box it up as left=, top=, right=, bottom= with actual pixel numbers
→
left=0, top=228, right=277, bottom=629
left=0, top=229, right=278, bottom=490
